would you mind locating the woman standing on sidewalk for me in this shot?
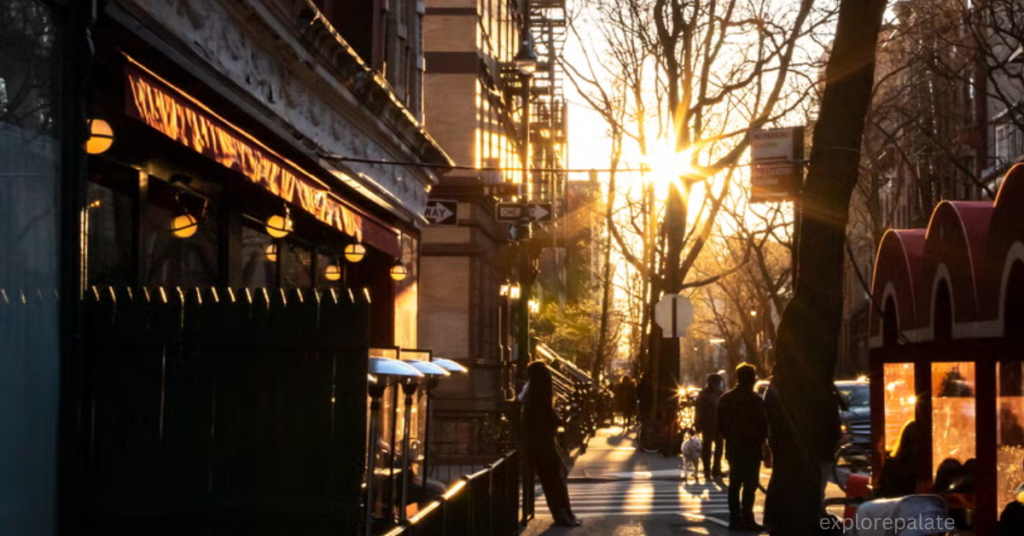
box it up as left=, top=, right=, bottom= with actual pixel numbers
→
left=522, top=361, right=582, bottom=527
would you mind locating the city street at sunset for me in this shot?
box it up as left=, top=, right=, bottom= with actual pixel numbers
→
left=1, top=0, right=1023, bottom=535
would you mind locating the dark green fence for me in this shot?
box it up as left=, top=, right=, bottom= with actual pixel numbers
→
left=78, top=285, right=369, bottom=535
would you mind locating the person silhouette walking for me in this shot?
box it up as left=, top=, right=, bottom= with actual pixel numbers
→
left=695, top=374, right=725, bottom=481
left=717, top=363, right=768, bottom=531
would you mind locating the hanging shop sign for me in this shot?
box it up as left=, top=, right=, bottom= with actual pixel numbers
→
left=749, top=126, right=804, bottom=203
left=123, top=59, right=402, bottom=254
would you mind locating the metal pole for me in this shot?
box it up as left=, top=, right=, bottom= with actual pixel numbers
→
left=521, top=72, right=531, bottom=200
left=399, top=382, right=417, bottom=523
left=516, top=71, right=534, bottom=383
left=365, top=387, right=385, bottom=536
left=421, top=382, right=434, bottom=493
left=517, top=250, right=532, bottom=380
left=387, top=386, right=399, bottom=521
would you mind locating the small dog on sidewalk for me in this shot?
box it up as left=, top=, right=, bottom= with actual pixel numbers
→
left=681, top=428, right=703, bottom=482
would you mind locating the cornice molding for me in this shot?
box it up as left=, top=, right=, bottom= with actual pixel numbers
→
left=111, top=0, right=452, bottom=224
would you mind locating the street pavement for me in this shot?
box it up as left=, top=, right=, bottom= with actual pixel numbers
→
left=522, top=425, right=846, bottom=535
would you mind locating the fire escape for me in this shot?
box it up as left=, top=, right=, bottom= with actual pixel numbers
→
left=526, top=0, right=567, bottom=209
left=527, top=0, right=568, bottom=300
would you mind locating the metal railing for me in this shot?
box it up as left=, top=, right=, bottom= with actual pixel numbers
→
left=429, top=411, right=511, bottom=485
left=382, top=450, right=521, bottom=536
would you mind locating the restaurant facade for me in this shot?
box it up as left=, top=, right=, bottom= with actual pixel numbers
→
left=1, top=0, right=449, bottom=533
left=869, top=163, right=1024, bottom=534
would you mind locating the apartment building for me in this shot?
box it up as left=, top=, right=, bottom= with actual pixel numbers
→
left=420, top=0, right=569, bottom=461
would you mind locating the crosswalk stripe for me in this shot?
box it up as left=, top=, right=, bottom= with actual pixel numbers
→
left=526, top=479, right=748, bottom=518
left=567, top=509, right=761, bottom=517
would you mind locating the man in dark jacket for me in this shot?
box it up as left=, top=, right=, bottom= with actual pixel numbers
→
left=636, top=373, right=652, bottom=424
left=694, top=374, right=725, bottom=481
left=718, top=363, right=768, bottom=531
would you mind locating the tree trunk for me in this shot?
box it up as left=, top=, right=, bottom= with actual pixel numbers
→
left=595, top=171, right=617, bottom=381
left=768, top=0, right=887, bottom=533
left=657, top=183, right=686, bottom=425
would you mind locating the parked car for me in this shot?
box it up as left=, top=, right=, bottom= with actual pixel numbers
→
left=835, top=379, right=871, bottom=447
left=834, top=379, right=871, bottom=479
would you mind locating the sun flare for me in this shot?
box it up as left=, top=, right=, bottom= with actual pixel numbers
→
left=639, top=144, right=697, bottom=196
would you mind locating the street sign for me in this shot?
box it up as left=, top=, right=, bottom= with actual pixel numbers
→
left=751, top=164, right=801, bottom=203
left=654, top=294, right=693, bottom=338
left=495, top=202, right=554, bottom=223
left=749, top=126, right=804, bottom=203
left=424, top=199, right=459, bottom=226
left=751, top=127, right=800, bottom=163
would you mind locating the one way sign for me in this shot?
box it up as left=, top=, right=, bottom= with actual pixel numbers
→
left=495, top=202, right=554, bottom=222
left=424, top=200, right=459, bottom=226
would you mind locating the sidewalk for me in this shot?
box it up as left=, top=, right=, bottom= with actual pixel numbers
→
left=567, top=424, right=706, bottom=482
left=522, top=425, right=767, bottom=535
left=524, top=425, right=849, bottom=535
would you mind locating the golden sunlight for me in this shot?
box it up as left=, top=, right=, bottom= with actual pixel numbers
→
left=639, top=144, right=697, bottom=196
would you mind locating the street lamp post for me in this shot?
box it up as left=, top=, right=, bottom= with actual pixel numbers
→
left=513, top=23, right=538, bottom=383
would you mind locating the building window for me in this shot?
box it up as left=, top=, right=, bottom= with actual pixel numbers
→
left=995, top=121, right=1024, bottom=169
left=931, top=362, right=976, bottom=478
left=883, top=363, right=916, bottom=454
left=998, top=360, right=1024, bottom=519
left=280, top=241, right=312, bottom=289
left=241, top=225, right=277, bottom=288
left=85, top=180, right=136, bottom=288
left=139, top=178, right=219, bottom=288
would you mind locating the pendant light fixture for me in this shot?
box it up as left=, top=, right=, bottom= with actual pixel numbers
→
left=266, top=205, right=292, bottom=238
left=171, top=213, right=198, bottom=238
left=265, top=243, right=278, bottom=262
left=170, top=193, right=204, bottom=238
left=325, top=259, right=342, bottom=281
left=85, top=119, right=115, bottom=154
left=344, top=241, right=366, bottom=263
left=390, top=259, right=408, bottom=281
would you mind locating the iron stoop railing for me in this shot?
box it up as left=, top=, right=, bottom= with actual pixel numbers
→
left=382, top=450, right=521, bottom=536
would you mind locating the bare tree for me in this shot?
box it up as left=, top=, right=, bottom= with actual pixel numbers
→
left=567, top=0, right=834, bottom=421
left=689, top=202, right=792, bottom=375
left=768, top=0, right=888, bottom=532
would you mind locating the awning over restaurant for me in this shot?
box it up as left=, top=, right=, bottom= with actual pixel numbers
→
left=123, top=56, right=401, bottom=257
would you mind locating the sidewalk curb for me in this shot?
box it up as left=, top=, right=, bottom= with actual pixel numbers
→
left=566, top=475, right=709, bottom=483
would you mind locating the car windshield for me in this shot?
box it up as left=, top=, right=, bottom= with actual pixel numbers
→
left=837, top=384, right=869, bottom=408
